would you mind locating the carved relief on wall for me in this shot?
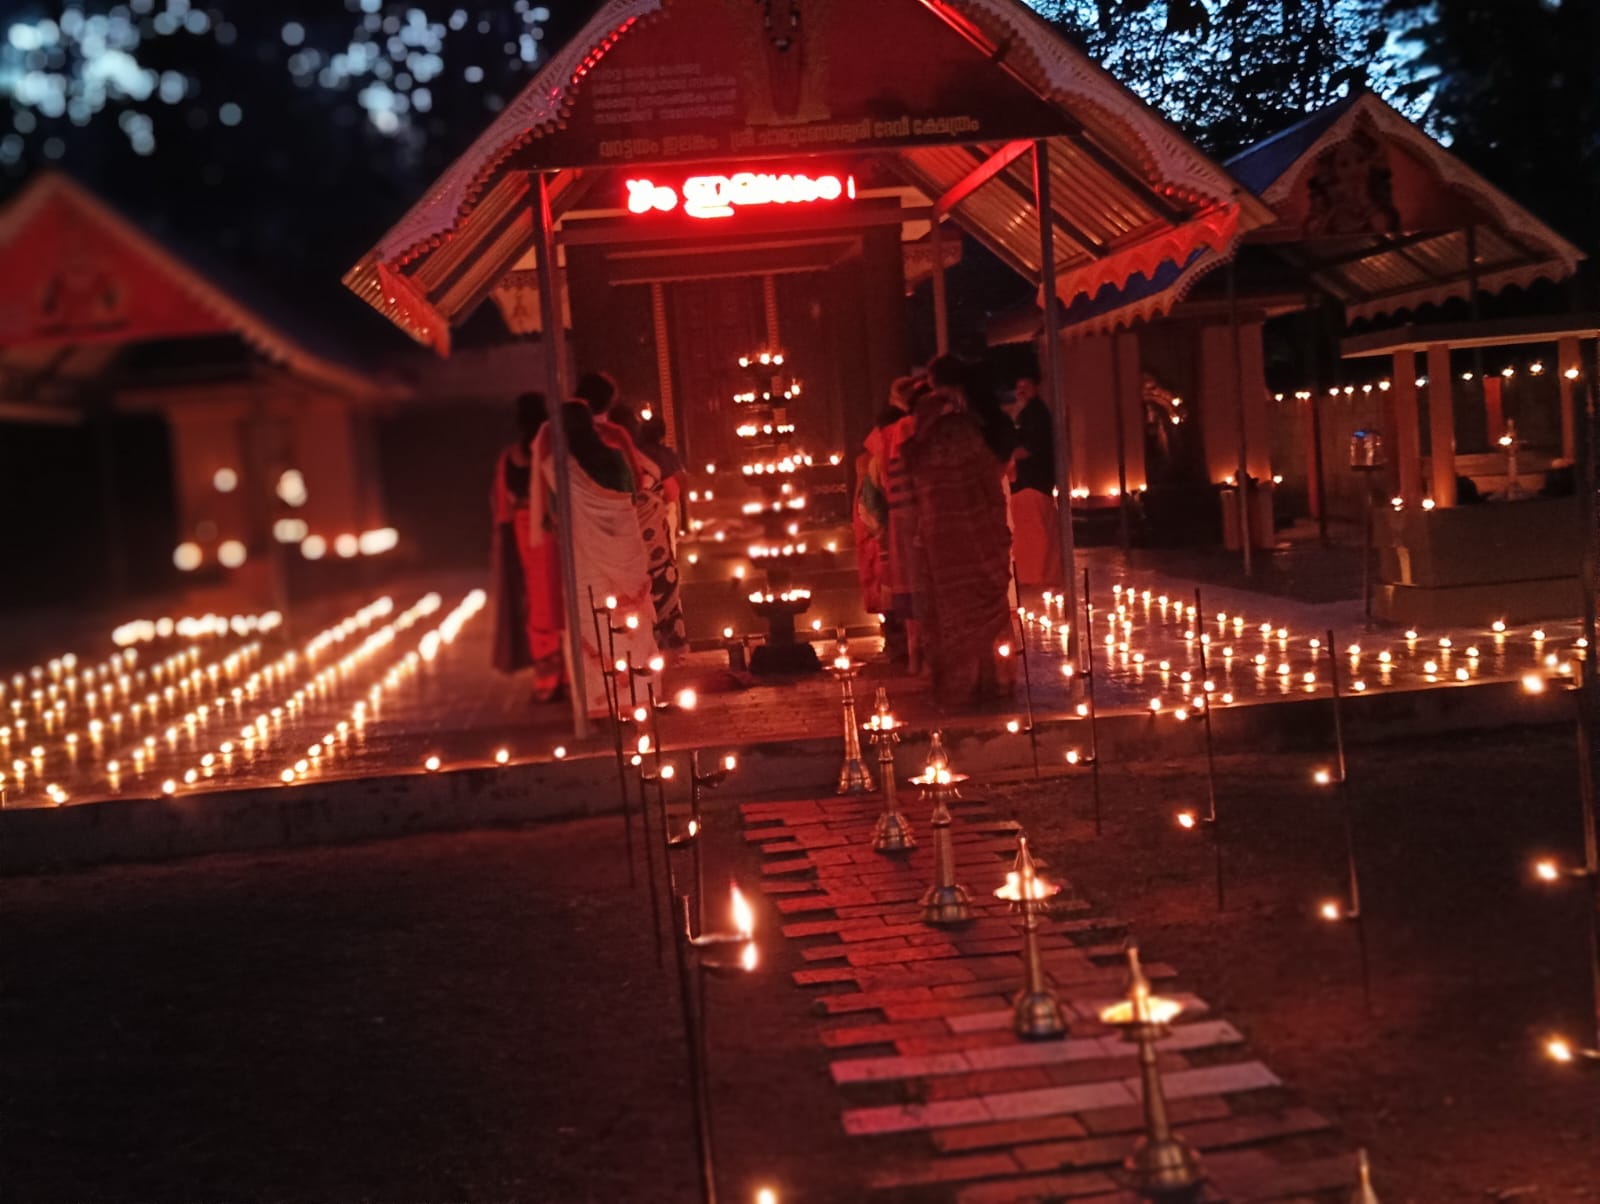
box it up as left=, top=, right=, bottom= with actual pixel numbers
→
left=34, top=229, right=127, bottom=337
left=1302, top=120, right=1401, bottom=238
left=721, top=0, right=833, bottom=126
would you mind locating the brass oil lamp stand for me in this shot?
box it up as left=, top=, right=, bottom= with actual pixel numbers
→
left=865, top=688, right=913, bottom=853
left=1099, top=944, right=1205, bottom=1202
left=828, top=638, right=873, bottom=794
left=994, top=833, right=1065, bottom=1039
left=914, top=732, right=971, bottom=925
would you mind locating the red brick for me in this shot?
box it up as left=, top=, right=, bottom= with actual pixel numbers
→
left=867, top=1151, right=1020, bottom=1189
left=819, top=1018, right=946, bottom=1048
left=922, top=1066, right=1054, bottom=1099
left=931, top=1114, right=1089, bottom=1155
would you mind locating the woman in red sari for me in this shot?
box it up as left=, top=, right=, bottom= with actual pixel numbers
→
left=490, top=393, right=566, bottom=700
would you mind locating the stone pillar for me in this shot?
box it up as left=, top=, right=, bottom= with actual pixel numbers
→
left=1482, top=376, right=1504, bottom=445
left=1198, top=320, right=1273, bottom=485
left=1388, top=351, right=1422, bottom=506
left=1559, top=336, right=1581, bottom=463
left=166, top=403, right=252, bottom=560
left=1059, top=334, right=1128, bottom=498
left=1425, top=343, right=1457, bottom=507
left=290, top=398, right=368, bottom=547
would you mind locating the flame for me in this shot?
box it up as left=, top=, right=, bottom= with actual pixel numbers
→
left=1320, top=900, right=1343, bottom=922
left=1534, top=859, right=1560, bottom=882
left=730, top=883, right=754, bottom=938
left=1176, top=811, right=1197, bottom=830
left=676, top=688, right=698, bottom=710
left=740, top=941, right=759, bottom=972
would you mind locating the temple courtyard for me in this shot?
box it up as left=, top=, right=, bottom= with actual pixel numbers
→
left=1, top=538, right=1597, bottom=1202
left=2, top=727, right=1595, bottom=1202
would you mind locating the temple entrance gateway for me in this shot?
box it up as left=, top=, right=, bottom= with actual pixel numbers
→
left=346, top=0, right=1268, bottom=736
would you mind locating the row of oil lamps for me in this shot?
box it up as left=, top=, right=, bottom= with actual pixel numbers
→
left=116, top=596, right=403, bottom=799
left=1009, top=583, right=1583, bottom=710
left=3, top=596, right=409, bottom=805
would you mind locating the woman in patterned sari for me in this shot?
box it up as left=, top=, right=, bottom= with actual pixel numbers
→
left=610, top=402, right=688, bottom=654
left=902, top=383, right=1014, bottom=706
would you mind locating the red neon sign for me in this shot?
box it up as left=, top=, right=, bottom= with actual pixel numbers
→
left=626, top=171, right=857, bottom=220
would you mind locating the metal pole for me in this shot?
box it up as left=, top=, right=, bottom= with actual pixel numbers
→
left=1362, top=485, right=1375, bottom=630
left=1083, top=567, right=1102, bottom=836
left=1012, top=563, right=1039, bottom=779
left=1110, top=331, right=1131, bottom=552
left=1033, top=140, right=1081, bottom=666
left=931, top=217, right=950, bottom=356
left=533, top=171, right=591, bottom=740
left=1195, top=590, right=1220, bottom=826
left=1227, top=262, right=1252, bottom=576
left=1327, top=629, right=1348, bottom=788
left=1306, top=295, right=1330, bottom=545
left=1578, top=335, right=1600, bottom=1047
left=1326, top=630, right=1370, bottom=1008
left=671, top=897, right=716, bottom=1204
left=589, top=587, right=635, bottom=888
left=1195, top=588, right=1224, bottom=912
left=690, top=750, right=706, bottom=933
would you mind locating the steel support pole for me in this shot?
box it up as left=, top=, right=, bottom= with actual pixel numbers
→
left=1110, top=331, right=1131, bottom=551
left=930, top=217, right=950, bottom=356
left=1578, top=335, right=1600, bottom=1049
left=533, top=171, right=591, bottom=741
left=1033, top=140, right=1080, bottom=665
left=1306, top=295, right=1330, bottom=545
left=1228, top=263, right=1252, bottom=576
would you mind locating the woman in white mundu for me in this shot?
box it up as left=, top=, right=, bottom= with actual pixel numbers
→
left=529, top=403, right=659, bottom=717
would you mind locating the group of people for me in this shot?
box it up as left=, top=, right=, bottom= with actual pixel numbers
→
left=854, top=355, right=1061, bottom=706
left=491, top=356, right=1062, bottom=717
left=490, top=373, right=688, bottom=717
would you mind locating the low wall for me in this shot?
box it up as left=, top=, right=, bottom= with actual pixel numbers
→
left=1377, top=497, right=1581, bottom=625
left=0, top=679, right=1575, bottom=875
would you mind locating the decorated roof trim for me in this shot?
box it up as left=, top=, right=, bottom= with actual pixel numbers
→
left=1260, top=93, right=1584, bottom=279
left=932, top=0, right=1268, bottom=220
left=0, top=172, right=384, bottom=399
left=370, top=0, right=662, bottom=269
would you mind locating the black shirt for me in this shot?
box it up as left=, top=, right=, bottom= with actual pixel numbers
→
left=1011, top=396, right=1055, bottom=494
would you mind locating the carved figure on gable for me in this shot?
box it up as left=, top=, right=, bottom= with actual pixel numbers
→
left=1303, top=122, right=1401, bottom=238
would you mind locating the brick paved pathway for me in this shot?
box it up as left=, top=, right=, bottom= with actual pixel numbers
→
left=743, top=790, right=1362, bottom=1202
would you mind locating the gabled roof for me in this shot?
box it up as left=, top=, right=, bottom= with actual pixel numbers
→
left=345, top=0, right=1272, bottom=351
left=1225, top=93, right=1362, bottom=198
left=0, top=172, right=385, bottom=400
left=1228, top=92, right=1583, bottom=322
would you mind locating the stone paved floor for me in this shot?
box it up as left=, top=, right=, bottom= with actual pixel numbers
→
left=0, top=548, right=1584, bottom=811
left=741, top=790, right=1360, bottom=1202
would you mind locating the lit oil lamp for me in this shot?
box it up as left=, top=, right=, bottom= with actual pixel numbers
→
left=828, top=635, right=873, bottom=794
left=864, top=688, right=913, bottom=853
left=1098, top=944, right=1204, bottom=1201
left=994, top=833, right=1065, bottom=1039
left=913, top=733, right=971, bottom=925
left=672, top=880, right=759, bottom=1203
